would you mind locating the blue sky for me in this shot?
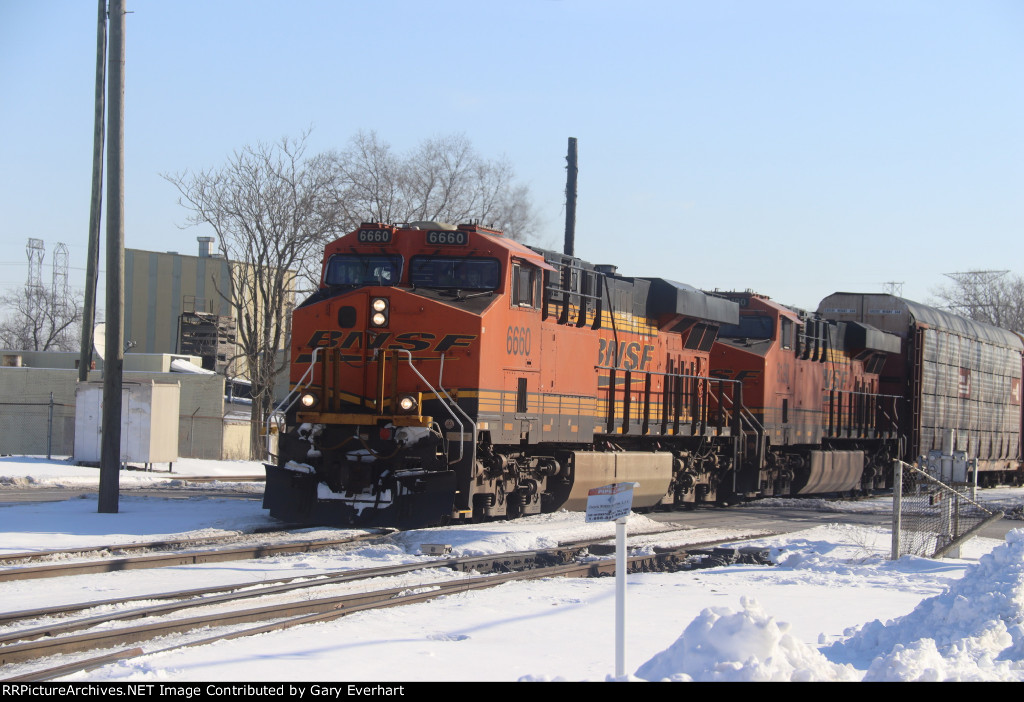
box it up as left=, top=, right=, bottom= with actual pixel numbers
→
left=1, top=0, right=1021, bottom=310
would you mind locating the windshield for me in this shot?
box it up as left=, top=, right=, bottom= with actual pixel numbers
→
left=718, top=314, right=773, bottom=340
left=410, top=256, right=501, bottom=290
left=324, top=254, right=402, bottom=287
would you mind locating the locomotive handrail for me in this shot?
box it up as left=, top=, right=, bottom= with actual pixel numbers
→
left=594, top=365, right=721, bottom=382
left=396, top=348, right=476, bottom=465
left=714, top=381, right=766, bottom=470
left=716, top=386, right=764, bottom=434
left=542, top=260, right=604, bottom=328
left=436, top=351, right=480, bottom=463
left=826, top=388, right=902, bottom=438
left=595, top=364, right=746, bottom=436
left=265, top=347, right=323, bottom=460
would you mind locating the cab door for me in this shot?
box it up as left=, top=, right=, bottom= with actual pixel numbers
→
left=502, top=261, right=541, bottom=442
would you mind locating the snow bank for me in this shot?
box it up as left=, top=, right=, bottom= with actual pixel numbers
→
left=827, top=529, right=1024, bottom=681
left=635, top=597, right=857, bottom=681
left=632, top=525, right=1024, bottom=682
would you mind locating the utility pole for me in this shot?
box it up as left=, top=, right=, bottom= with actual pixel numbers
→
left=80, top=0, right=107, bottom=382
left=563, top=137, right=578, bottom=257
left=99, top=0, right=125, bottom=514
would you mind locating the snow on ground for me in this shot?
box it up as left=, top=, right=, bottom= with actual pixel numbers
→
left=0, top=454, right=266, bottom=486
left=1, top=456, right=1024, bottom=682
left=0, top=455, right=269, bottom=555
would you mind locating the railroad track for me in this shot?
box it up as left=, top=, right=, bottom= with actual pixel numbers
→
left=0, top=528, right=393, bottom=582
left=0, top=538, right=771, bottom=681
left=0, top=519, right=761, bottom=582
left=154, top=475, right=266, bottom=482
left=0, top=525, right=733, bottom=627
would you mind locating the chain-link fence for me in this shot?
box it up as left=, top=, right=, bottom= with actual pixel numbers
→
left=0, top=391, right=234, bottom=461
left=0, top=394, right=74, bottom=458
left=891, top=459, right=1004, bottom=559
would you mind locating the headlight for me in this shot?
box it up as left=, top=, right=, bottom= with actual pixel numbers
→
left=300, top=392, right=318, bottom=408
left=370, top=298, right=389, bottom=327
left=397, top=394, right=418, bottom=414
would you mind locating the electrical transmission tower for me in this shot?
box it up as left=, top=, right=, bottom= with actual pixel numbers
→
left=52, top=242, right=70, bottom=314
left=944, top=270, right=1009, bottom=287
left=882, top=281, right=904, bottom=297
left=942, top=270, right=1011, bottom=324
left=26, top=238, right=45, bottom=321
left=26, top=238, right=44, bottom=291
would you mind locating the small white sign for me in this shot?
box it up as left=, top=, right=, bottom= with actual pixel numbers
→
left=585, top=482, right=638, bottom=523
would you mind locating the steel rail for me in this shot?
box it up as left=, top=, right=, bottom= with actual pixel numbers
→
left=0, top=524, right=708, bottom=627
left=0, top=545, right=586, bottom=645
left=0, top=526, right=361, bottom=565
left=0, top=532, right=390, bottom=583
left=2, top=544, right=734, bottom=678
left=0, top=524, right=765, bottom=629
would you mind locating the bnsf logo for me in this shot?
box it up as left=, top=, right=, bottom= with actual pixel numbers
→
left=302, top=330, right=476, bottom=354
left=597, top=339, right=654, bottom=371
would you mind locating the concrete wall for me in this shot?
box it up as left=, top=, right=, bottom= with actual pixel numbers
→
left=0, top=368, right=78, bottom=457
left=0, top=350, right=204, bottom=373
left=2, top=349, right=292, bottom=404
left=0, top=367, right=230, bottom=460
left=222, top=420, right=253, bottom=461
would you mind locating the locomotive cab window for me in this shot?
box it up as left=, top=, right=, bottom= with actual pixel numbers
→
left=718, top=315, right=773, bottom=340
left=684, top=323, right=718, bottom=351
left=512, top=262, right=540, bottom=308
left=410, top=256, right=501, bottom=291
left=325, top=254, right=402, bottom=287
left=780, top=317, right=794, bottom=350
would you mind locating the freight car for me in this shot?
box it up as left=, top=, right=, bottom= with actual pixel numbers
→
left=818, top=293, right=1024, bottom=485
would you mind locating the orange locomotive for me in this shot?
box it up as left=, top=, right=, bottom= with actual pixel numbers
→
left=263, top=221, right=743, bottom=528
left=709, top=292, right=902, bottom=497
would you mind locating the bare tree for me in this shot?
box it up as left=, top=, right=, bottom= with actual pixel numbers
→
left=164, top=132, right=344, bottom=460
left=163, top=130, right=538, bottom=459
left=931, top=270, right=1024, bottom=333
left=0, top=285, right=82, bottom=352
left=330, top=131, right=538, bottom=242
left=332, top=130, right=404, bottom=228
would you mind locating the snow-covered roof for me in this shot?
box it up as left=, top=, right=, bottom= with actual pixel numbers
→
left=170, top=358, right=216, bottom=375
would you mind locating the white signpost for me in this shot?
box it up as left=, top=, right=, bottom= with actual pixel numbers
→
left=586, top=482, right=639, bottom=679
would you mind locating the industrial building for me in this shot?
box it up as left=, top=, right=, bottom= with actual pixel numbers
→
left=0, top=236, right=295, bottom=462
